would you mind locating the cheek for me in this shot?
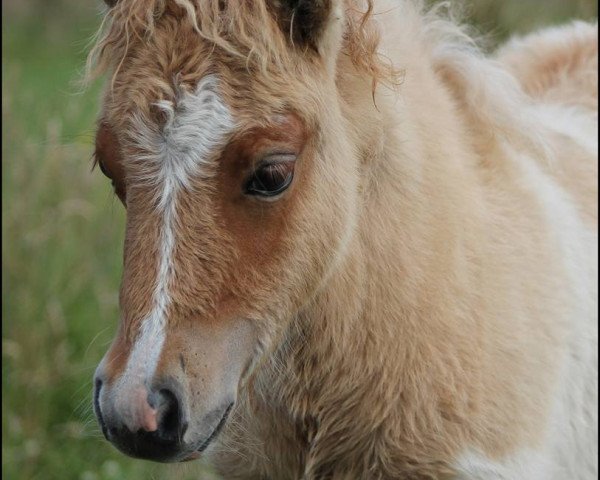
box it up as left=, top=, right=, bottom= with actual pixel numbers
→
left=212, top=156, right=308, bottom=318
left=215, top=157, right=301, bottom=278
left=283, top=171, right=357, bottom=296
left=214, top=199, right=296, bottom=316
left=277, top=143, right=360, bottom=298
left=215, top=145, right=356, bottom=314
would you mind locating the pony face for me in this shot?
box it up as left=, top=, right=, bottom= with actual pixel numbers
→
left=92, top=0, right=364, bottom=462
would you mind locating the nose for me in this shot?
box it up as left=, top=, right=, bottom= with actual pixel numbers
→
left=94, top=376, right=188, bottom=462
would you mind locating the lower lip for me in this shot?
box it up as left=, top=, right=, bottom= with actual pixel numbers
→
left=180, top=402, right=234, bottom=462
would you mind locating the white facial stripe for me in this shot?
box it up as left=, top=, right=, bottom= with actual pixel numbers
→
left=118, top=76, right=235, bottom=401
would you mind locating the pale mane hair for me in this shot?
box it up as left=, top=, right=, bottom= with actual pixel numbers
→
left=85, top=0, right=398, bottom=91
left=86, top=0, right=553, bottom=162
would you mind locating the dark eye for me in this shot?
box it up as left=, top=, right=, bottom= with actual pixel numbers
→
left=98, top=160, right=112, bottom=179
left=95, top=156, right=126, bottom=204
left=245, top=155, right=295, bottom=198
left=97, top=160, right=117, bottom=190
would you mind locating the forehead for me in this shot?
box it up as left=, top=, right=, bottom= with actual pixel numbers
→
left=129, top=75, right=235, bottom=174
left=98, top=75, right=307, bottom=155
left=96, top=75, right=308, bottom=186
left=95, top=4, right=321, bottom=174
left=102, top=20, right=270, bottom=117
left=97, top=6, right=323, bottom=134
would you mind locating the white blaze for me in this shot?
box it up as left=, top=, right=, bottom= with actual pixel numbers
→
left=115, top=76, right=234, bottom=425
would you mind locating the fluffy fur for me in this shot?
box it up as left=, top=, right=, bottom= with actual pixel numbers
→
left=89, top=1, right=598, bottom=478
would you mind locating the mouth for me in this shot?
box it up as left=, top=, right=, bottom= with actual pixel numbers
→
left=182, top=402, right=234, bottom=461
left=95, top=379, right=234, bottom=463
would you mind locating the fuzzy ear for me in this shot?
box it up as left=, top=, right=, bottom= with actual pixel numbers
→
left=104, top=0, right=119, bottom=7
left=272, top=0, right=342, bottom=51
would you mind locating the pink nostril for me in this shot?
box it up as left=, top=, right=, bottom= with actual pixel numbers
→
left=133, top=387, right=158, bottom=432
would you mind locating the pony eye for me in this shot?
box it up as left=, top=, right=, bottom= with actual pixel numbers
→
left=95, top=156, right=126, bottom=204
left=245, top=156, right=295, bottom=198
left=97, top=159, right=112, bottom=180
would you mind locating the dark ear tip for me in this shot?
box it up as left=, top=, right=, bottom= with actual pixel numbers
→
left=104, top=0, right=119, bottom=7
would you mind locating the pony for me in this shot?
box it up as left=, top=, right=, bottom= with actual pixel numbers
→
left=88, top=0, right=598, bottom=478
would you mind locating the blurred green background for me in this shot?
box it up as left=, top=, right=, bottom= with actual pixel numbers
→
left=2, top=1, right=597, bottom=479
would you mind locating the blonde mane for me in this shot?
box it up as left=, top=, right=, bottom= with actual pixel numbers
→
left=86, top=0, right=398, bottom=92
left=86, top=0, right=555, bottom=162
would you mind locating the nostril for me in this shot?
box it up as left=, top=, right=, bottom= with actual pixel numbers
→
left=153, top=388, right=183, bottom=441
left=98, top=379, right=188, bottom=461
left=94, top=378, right=102, bottom=405
left=93, top=378, right=108, bottom=439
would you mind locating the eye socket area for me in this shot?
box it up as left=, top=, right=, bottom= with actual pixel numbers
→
left=94, top=153, right=127, bottom=204
left=244, top=154, right=296, bottom=199
left=94, top=123, right=127, bottom=205
left=96, top=157, right=112, bottom=180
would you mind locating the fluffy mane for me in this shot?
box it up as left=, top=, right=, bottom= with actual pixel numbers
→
left=86, top=0, right=556, bottom=163
left=85, top=0, right=398, bottom=91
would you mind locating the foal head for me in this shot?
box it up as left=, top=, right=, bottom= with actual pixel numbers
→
left=91, top=0, right=386, bottom=462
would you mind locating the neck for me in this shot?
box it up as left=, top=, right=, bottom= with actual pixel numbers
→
left=243, top=31, right=491, bottom=476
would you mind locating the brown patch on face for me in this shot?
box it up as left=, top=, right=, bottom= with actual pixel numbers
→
left=102, top=322, right=131, bottom=383
left=217, top=114, right=307, bottom=256
left=95, top=123, right=127, bottom=203
left=231, top=114, right=307, bottom=158
left=98, top=179, right=167, bottom=385
left=208, top=113, right=310, bottom=313
left=119, top=186, right=163, bottom=337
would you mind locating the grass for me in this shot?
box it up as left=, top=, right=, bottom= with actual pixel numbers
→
left=1, top=2, right=216, bottom=479
left=2, top=1, right=597, bottom=479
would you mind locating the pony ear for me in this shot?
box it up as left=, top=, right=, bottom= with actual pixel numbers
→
left=273, top=0, right=342, bottom=52
left=104, top=0, right=119, bottom=6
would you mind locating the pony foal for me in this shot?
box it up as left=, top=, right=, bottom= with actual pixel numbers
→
left=89, top=0, right=598, bottom=478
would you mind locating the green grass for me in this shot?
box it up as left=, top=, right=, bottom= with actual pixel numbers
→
left=464, top=0, right=597, bottom=41
left=2, top=1, right=597, bottom=479
left=1, top=3, right=217, bottom=479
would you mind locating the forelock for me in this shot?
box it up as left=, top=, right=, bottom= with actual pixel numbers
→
left=85, top=0, right=398, bottom=93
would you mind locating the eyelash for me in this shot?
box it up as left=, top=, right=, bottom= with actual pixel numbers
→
left=94, top=154, right=126, bottom=203
left=244, top=155, right=296, bottom=198
left=98, top=161, right=111, bottom=179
